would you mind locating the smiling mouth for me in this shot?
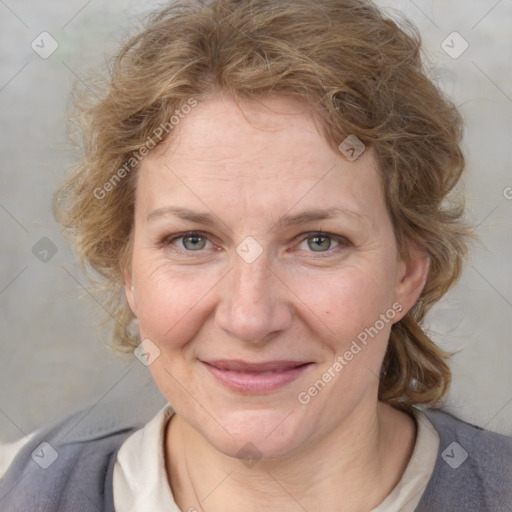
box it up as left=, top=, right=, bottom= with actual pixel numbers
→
left=201, top=360, right=314, bottom=394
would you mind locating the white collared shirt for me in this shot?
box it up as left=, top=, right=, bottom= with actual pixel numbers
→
left=113, top=406, right=439, bottom=512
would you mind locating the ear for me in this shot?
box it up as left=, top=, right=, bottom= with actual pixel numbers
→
left=124, top=281, right=138, bottom=318
left=121, top=230, right=138, bottom=317
left=122, top=261, right=138, bottom=318
left=392, top=246, right=429, bottom=322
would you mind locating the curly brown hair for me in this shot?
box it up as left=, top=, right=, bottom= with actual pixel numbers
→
left=54, top=0, right=474, bottom=411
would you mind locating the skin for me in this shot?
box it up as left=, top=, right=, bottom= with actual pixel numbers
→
left=124, top=94, right=428, bottom=512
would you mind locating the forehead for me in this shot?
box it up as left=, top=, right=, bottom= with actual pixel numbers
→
left=136, top=94, right=384, bottom=226
left=152, top=94, right=334, bottom=172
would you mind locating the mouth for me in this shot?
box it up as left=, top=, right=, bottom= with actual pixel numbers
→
left=201, top=360, right=314, bottom=394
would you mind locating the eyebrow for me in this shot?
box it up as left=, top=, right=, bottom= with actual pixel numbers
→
left=146, top=206, right=365, bottom=227
left=147, top=206, right=216, bottom=224
left=273, top=208, right=365, bottom=228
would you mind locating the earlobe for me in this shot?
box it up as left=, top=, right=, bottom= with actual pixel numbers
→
left=124, top=280, right=138, bottom=317
left=121, top=231, right=137, bottom=316
left=393, top=249, right=429, bottom=322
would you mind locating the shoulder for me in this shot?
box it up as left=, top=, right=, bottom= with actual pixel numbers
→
left=0, top=398, right=162, bottom=512
left=424, top=408, right=512, bottom=476
left=416, top=408, right=512, bottom=511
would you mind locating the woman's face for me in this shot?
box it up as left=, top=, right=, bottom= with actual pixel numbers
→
left=125, top=94, right=426, bottom=460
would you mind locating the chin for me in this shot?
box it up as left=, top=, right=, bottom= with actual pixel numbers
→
left=193, top=407, right=308, bottom=462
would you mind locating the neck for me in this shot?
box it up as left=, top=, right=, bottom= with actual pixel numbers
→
left=166, top=401, right=416, bottom=512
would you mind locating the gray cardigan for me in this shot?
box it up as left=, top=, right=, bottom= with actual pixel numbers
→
left=1, top=405, right=511, bottom=511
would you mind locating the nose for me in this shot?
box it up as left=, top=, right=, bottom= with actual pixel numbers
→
left=215, top=250, right=293, bottom=344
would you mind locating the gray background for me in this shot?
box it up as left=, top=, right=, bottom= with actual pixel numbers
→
left=0, top=0, right=511, bottom=444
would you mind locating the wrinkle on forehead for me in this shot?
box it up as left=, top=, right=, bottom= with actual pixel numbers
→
left=144, top=93, right=327, bottom=169
left=135, top=94, right=386, bottom=238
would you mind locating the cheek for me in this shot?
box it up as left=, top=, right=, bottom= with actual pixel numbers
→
left=294, top=263, right=397, bottom=339
left=133, top=258, right=217, bottom=345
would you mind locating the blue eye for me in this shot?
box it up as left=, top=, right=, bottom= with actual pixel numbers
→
left=168, top=232, right=212, bottom=251
left=297, top=232, right=349, bottom=255
left=161, top=230, right=350, bottom=257
left=181, top=234, right=207, bottom=250
left=305, top=234, right=338, bottom=252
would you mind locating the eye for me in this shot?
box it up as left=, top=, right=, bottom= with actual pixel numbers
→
left=297, top=232, right=348, bottom=253
left=165, top=231, right=213, bottom=252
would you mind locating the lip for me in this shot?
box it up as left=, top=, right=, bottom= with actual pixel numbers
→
left=201, top=360, right=313, bottom=394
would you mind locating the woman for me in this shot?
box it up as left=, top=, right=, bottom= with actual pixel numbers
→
left=1, top=0, right=511, bottom=510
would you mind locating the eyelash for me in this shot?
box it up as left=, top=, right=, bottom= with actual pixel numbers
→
left=160, top=230, right=351, bottom=257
